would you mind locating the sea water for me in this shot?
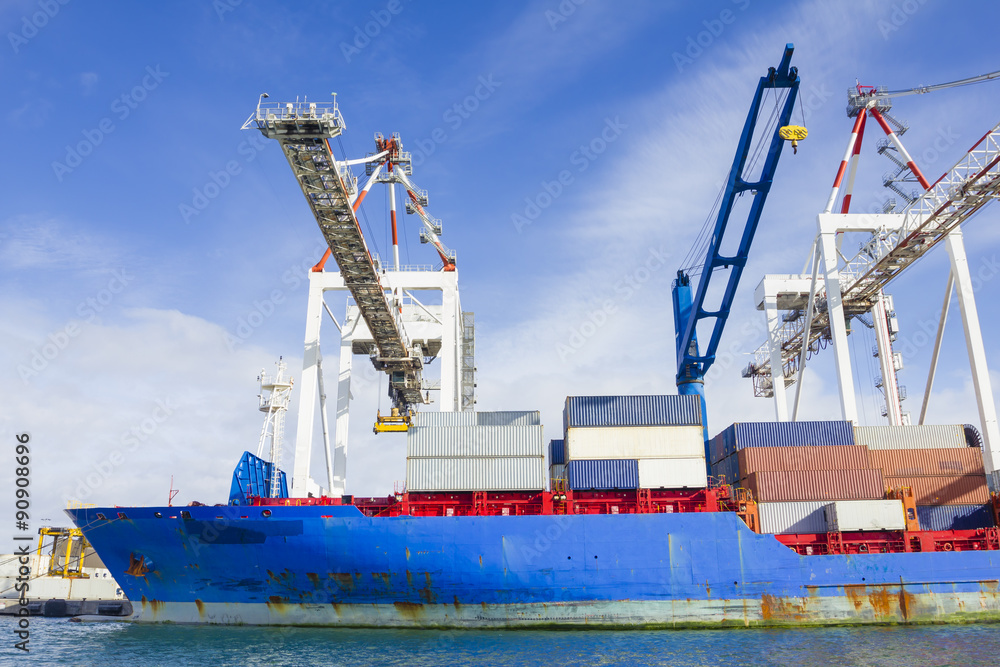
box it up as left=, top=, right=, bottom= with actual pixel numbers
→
left=1, top=618, right=997, bottom=666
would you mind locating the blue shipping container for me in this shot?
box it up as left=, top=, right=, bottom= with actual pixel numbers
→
left=710, top=453, right=739, bottom=485
left=710, top=421, right=856, bottom=461
left=564, top=395, right=702, bottom=429
left=916, top=504, right=993, bottom=531
left=549, top=439, right=566, bottom=466
left=567, top=459, right=639, bottom=491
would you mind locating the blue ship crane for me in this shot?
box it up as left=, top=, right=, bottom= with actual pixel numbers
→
left=672, top=44, right=802, bottom=456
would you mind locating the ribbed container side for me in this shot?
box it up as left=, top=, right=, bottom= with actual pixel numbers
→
left=710, top=453, right=739, bottom=485
left=406, top=425, right=544, bottom=458
left=738, top=445, right=871, bottom=476
left=827, top=500, right=906, bottom=532
left=549, top=463, right=566, bottom=482
left=745, top=469, right=884, bottom=502
left=565, top=425, right=704, bottom=460
left=885, top=475, right=990, bottom=505
left=758, top=501, right=829, bottom=535
left=549, top=439, right=565, bottom=465
left=854, top=424, right=966, bottom=450
left=563, top=395, right=702, bottom=428
left=637, top=458, right=707, bottom=489
left=711, top=421, right=855, bottom=460
left=869, top=448, right=985, bottom=477
left=405, top=457, right=545, bottom=492
left=566, top=459, right=639, bottom=491
left=916, top=504, right=994, bottom=531
left=710, top=432, right=727, bottom=464
left=414, top=411, right=542, bottom=427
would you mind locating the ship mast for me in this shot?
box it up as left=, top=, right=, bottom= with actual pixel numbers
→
left=256, top=359, right=294, bottom=498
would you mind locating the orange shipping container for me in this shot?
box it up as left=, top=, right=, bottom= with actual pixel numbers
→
left=738, top=445, right=871, bottom=477
left=884, top=475, right=989, bottom=505
left=744, top=469, right=884, bottom=503
left=869, top=448, right=984, bottom=477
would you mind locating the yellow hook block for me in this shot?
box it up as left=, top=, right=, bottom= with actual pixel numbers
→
left=779, top=125, right=808, bottom=154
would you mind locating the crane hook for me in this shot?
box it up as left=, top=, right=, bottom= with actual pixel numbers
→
left=779, top=125, right=808, bottom=154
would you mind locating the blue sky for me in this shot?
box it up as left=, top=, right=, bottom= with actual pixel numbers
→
left=2, top=0, right=999, bottom=540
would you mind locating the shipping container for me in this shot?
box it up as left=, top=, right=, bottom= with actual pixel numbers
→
left=738, top=445, right=870, bottom=476
left=549, top=439, right=565, bottom=465
left=566, top=459, right=639, bottom=491
left=565, top=425, right=704, bottom=460
left=884, top=475, right=990, bottom=505
left=637, top=458, right=707, bottom=489
left=757, top=501, right=829, bottom=535
left=709, top=432, right=727, bottom=464
left=564, top=395, right=701, bottom=429
left=710, top=453, right=739, bottom=485
left=405, top=456, right=545, bottom=492
left=745, top=469, right=884, bottom=502
left=915, top=504, right=994, bottom=531
left=825, top=500, right=906, bottom=532
left=549, top=463, right=566, bottom=485
left=854, top=424, right=966, bottom=450
left=406, top=425, right=544, bottom=458
left=869, top=448, right=984, bottom=477
left=414, top=411, right=541, bottom=427
left=710, top=421, right=855, bottom=461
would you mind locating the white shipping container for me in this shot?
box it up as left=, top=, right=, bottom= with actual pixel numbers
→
left=854, top=425, right=966, bottom=450
left=636, top=458, right=707, bottom=489
left=550, top=463, right=566, bottom=480
left=825, top=499, right=906, bottom=532
left=405, top=456, right=545, bottom=492
left=565, top=425, right=704, bottom=460
left=414, top=411, right=541, bottom=427
left=758, top=501, right=829, bottom=535
left=407, top=425, right=545, bottom=458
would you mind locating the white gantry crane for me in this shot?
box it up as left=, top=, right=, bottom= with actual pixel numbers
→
left=741, top=70, right=1000, bottom=478
left=243, top=97, right=475, bottom=498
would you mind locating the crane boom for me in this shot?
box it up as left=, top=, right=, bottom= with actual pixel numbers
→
left=747, top=120, right=1000, bottom=390
left=672, top=44, right=801, bottom=442
left=244, top=99, right=427, bottom=409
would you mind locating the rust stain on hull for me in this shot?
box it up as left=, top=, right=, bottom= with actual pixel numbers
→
left=195, top=599, right=205, bottom=618
left=394, top=601, right=425, bottom=621
left=329, top=572, right=355, bottom=591
left=306, top=572, right=321, bottom=588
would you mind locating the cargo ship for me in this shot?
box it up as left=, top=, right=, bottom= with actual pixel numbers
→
left=67, top=46, right=1000, bottom=627
left=66, top=399, right=1000, bottom=627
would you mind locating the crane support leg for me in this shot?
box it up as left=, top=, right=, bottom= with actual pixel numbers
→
left=762, top=289, right=789, bottom=421
left=918, top=272, right=954, bottom=425
left=819, top=221, right=858, bottom=422
left=872, top=290, right=904, bottom=425
left=945, top=228, right=1000, bottom=475
left=333, top=311, right=357, bottom=497
left=292, top=273, right=327, bottom=498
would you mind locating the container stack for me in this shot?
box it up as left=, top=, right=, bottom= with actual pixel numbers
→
left=860, top=425, right=992, bottom=531
left=709, top=421, right=887, bottom=534
left=405, top=411, right=545, bottom=492
left=563, top=395, right=706, bottom=491
left=549, top=439, right=566, bottom=489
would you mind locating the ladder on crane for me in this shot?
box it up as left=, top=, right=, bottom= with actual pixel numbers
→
left=244, top=99, right=428, bottom=410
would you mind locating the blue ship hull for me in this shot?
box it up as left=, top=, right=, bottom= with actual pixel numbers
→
left=66, top=504, right=1000, bottom=627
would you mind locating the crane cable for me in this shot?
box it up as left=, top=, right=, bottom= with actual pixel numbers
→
left=680, top=91, right=787, bottom=276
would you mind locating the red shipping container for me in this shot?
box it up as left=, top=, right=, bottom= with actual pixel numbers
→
left=738, top=445, right=870, bottom=477
left=745, top=469, right=884, bottom=502
left=884, top=475, right=989, bottom=505
left=869, top=448, right=984, bottom=477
